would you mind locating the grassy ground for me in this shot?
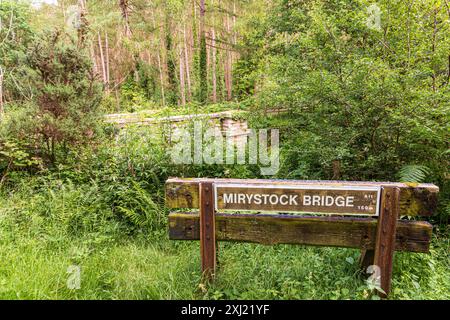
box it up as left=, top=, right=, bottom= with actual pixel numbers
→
left=1, top=233, right=449, bottom=300
left=0, top=174, right=448, bottom=300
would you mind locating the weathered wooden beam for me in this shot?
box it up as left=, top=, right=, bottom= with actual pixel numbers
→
left=168, top=212, right=432, bottom=253
left=199, top=182, right=217, bottom=280
left=165, top=178, right=439, bottom=216
left=374, top=187, right=400, bottom=298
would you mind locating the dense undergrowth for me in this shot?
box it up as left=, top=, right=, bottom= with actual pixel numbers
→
left=0, top=123, right=448, bottom=300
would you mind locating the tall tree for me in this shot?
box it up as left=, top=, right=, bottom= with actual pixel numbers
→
left=224, top=7, right=232, bottom=100
left=183, top=22, right=192, bottom=101
left=77, top=0, right=89, bottom=48
left=179, top=44, right=186, bottom=105
left=165, top=8, right=177, bottom=105
left=151, top=9, right=166, bottom=106
left=198, top=0, right=208, bottom=104
left=211, top=26, right=217, bottom=103
left=105, top=31, right=110, bottom=91
left=98, top=31, right=107, bottom=87
left=210, top=0, right=217, bottom=102
left=119, top=0, right=132, bottom=38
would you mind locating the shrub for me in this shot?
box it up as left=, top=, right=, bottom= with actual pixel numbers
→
left=1, top=30, right=103, bottom=174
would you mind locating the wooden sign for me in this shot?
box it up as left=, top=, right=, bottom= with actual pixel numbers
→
left=214, top=184, right=381, bottom=216
left=166, top=177, right=439, bottom=298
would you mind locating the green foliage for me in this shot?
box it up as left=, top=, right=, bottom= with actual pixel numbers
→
left=0, top=139, right=42, bottom=185
left=135, top=60, right=160, bottom=101
left=1, top=30, right=103, bottom=168
left=198, top=34, right=208, bottom=104
left=0, top=1, right=34, bottom=103
left=115, top=181, right=166, bottom=230
left=239, top=0, right=449, bottom=218
left=233, top=0, right=270, bottom=99
left=0, top=140, right=40, bottom=168
left=398, top=165, right=431, bottom=183
left=118, top=76, right=156, bottom=112
left=164, top=15, right=178, bottom=106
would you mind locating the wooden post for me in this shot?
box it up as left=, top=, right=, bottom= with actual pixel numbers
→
left=199, top=182, right=217, bottom=280
left=373, top=186, right=400, bottom=298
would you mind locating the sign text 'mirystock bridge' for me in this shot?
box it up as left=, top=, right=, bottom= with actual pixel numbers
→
left=214, top=184, right=381, bottom=216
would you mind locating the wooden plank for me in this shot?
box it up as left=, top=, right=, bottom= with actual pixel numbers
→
left=165, top=178, right=439, bottom=216
left=373, top=187, right=400, bottom=298
left=199, top=182, right=216, bottom=280
left=168, top=212, right=432, bottom=253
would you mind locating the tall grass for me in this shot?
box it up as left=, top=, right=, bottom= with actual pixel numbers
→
left=0, top=176, right=448, bottom=300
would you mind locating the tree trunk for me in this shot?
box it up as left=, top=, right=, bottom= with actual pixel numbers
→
left=199, top=0, right=208, bottom=104
left=119, top=0, right=132, bottom=38
left=233, top=1, right=237, bottom=46
left=77, top=0, right=88, bottom=48
left=224, top=12, right=232, bottom=100
left=193, top=0, right=199, bottom=47
left=98, top=32, right=107, bottom=86
left=179, top=45, right=186, bottom=106
left=89, top=43, right=98, bottom=76
left=332, top=160, right=341, bottom=180
left=183, top=23, right=192, bottom=101
left=211, top=27, right=217, bottom=103
left=151, top=11, right=166, bottom=107
left=105, top=31, right=110, bottom=92
left=156, top=49, right=166, bottom=107
left=165, top=15, right=177, bottom=105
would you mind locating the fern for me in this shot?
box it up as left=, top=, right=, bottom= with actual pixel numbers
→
left=445, top=202, right=450, bottom=218
left=116, top=181, right=165, bottom=229
left=398, top=165, right=430, bottom=183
